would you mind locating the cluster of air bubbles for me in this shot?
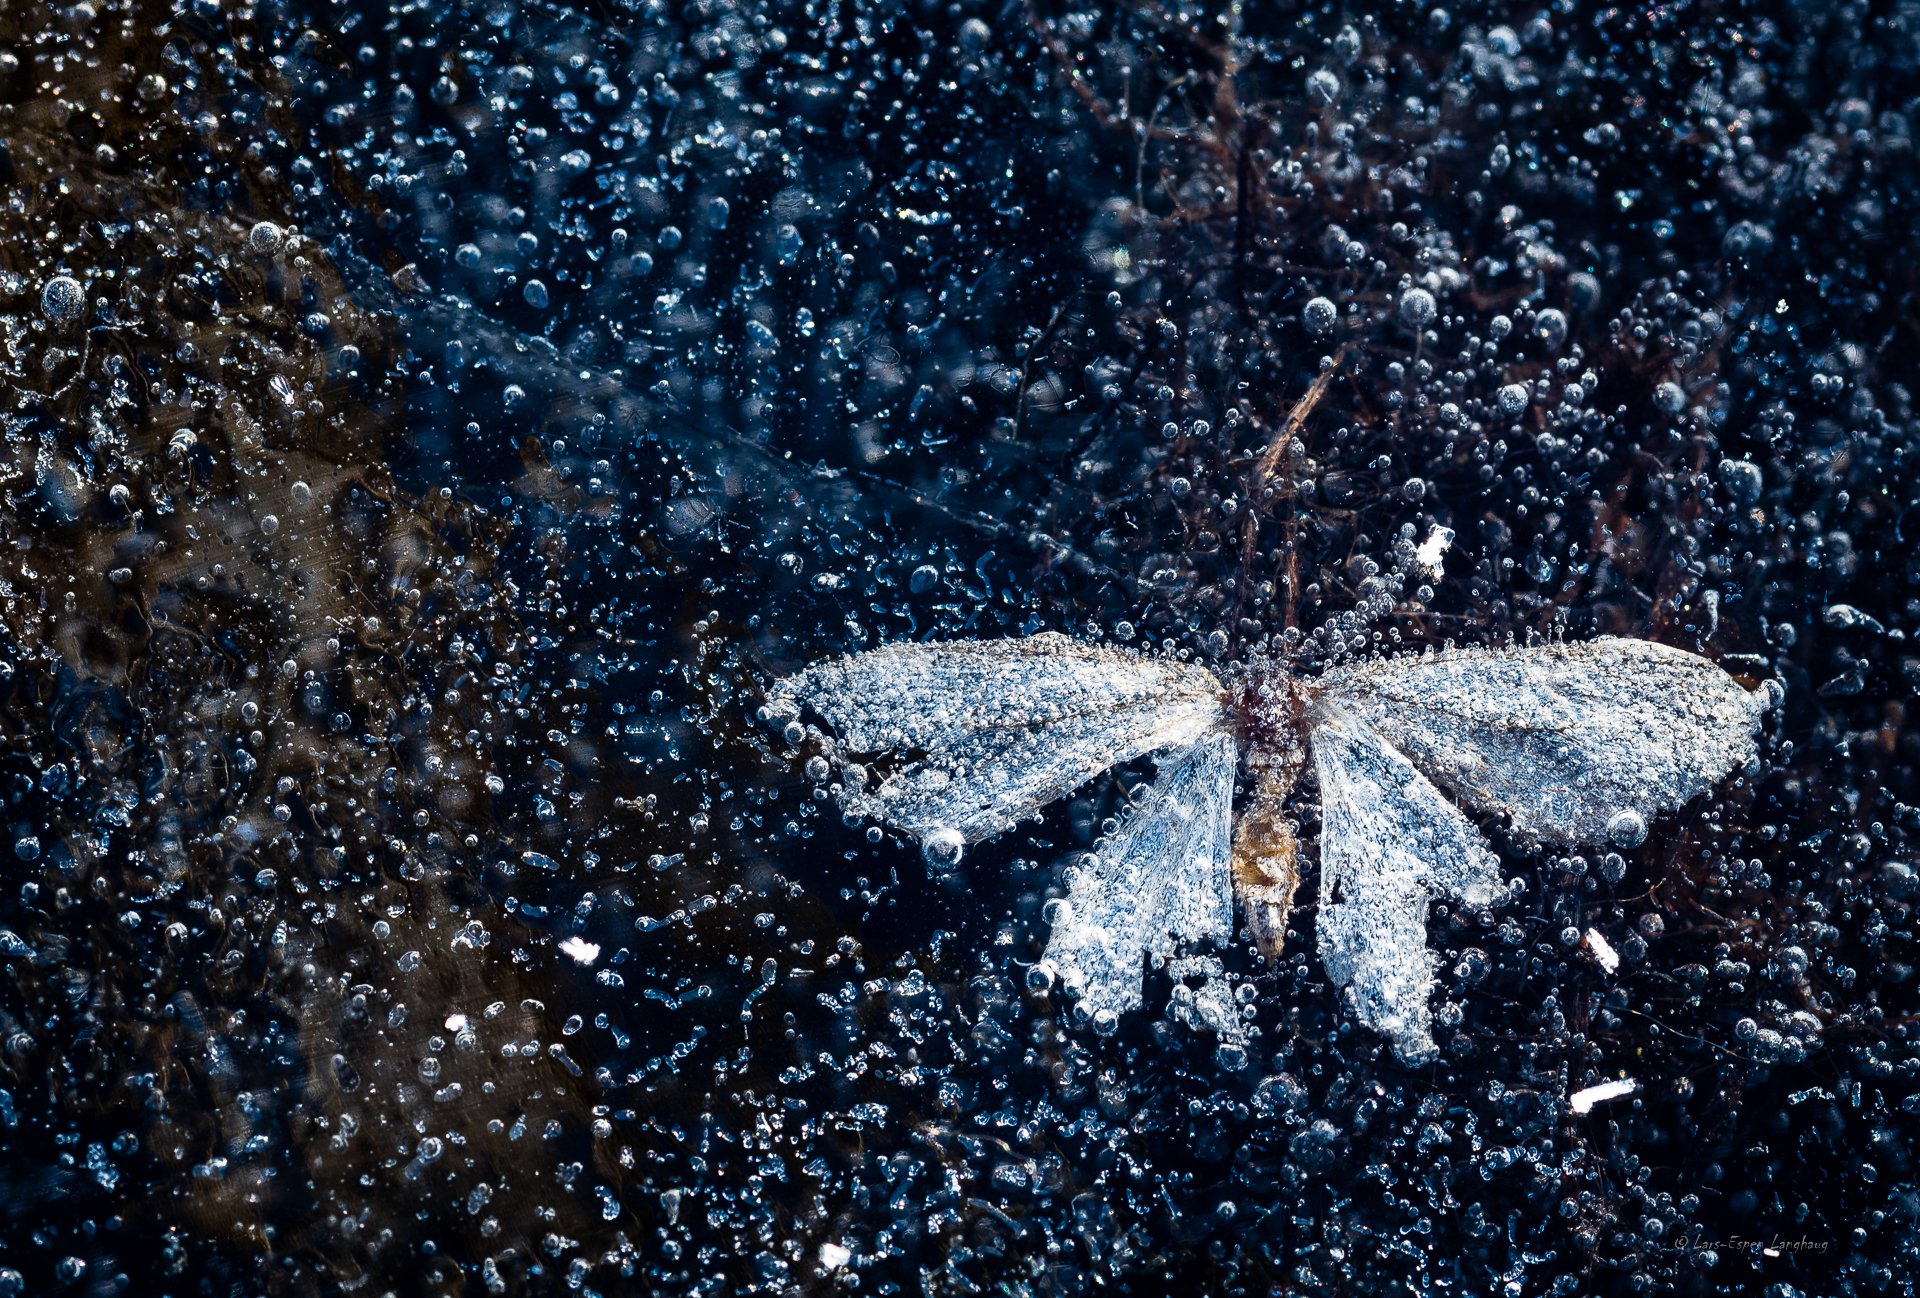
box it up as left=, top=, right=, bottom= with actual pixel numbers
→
left=1295, top=523, right=1431, bottom=663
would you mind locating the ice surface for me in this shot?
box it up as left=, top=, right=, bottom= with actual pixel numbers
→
left=770, top=633, right=1225, bottom=843
left=1317, top=637, right=1766, bottom=847
left=1042, top=732, right=1238, bottom=1023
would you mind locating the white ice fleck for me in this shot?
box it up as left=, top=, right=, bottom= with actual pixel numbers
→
left=772, top=631, right=1766, bottom=1061
left=1413, top=524, right=1454, bottom=575
left=817, top=1242, right=853, bottom=1270
left=444, top=1013, right=469, bottom=1032
left=1569, top=1077, right=1640, bottom=1114
left=1582, top=928, right=1621, bottom=975
left=559, top=936, right=602, bottom=966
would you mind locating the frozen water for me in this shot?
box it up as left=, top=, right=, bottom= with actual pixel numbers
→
left=0, top=0, right=1896, bottom=1288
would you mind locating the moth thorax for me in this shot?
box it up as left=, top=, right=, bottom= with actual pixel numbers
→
left=1228, top=668, right=1306, bottom=771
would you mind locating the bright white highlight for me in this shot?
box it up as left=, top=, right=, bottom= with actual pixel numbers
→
left=1570, top=1077, right=1640, bottom=1114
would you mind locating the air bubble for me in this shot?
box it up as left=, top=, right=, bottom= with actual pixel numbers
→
left=1606, top=809, right=1648, bottom=848
left=921, top=828, right=964, bottom=870
left=1305, top=69, right=1341, bottom=106
left=1717, top=457, right=1763, bottom=505
left=40, top=275, right=85, bottom=323
left=1532, top=309, right=1568, bottom=351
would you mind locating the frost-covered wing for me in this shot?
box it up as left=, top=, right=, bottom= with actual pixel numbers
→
left=1315, top=637, right=1766, bottom=848
left=1043, top=732, right=1238, bottom=1022
left=768, top=634, right=1226, bottom=843
left=1311, top=707, right=1500, bottom=1065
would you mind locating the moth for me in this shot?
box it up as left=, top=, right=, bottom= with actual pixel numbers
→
left=766, top=631, right=1767, bottom=1063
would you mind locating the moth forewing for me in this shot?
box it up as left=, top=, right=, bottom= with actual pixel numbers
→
left=769, top=634, right=1228, bottom=848
left=840, top=701, right=1224, bottom=846
left=1042, top=731, right=1238, bottom=1026
left=1316, top=637, right=1767, bottom=848
left=1309, top=707, right=1502, bottom=1064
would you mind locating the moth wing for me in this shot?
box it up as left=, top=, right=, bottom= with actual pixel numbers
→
left=1317, top=637, right=1766, bottom=847
left=1311, top=707, right=1500, bottom=1064
left=770, top=634, right=1225, bottom=843
left=1043, top=731, right=1238, bottom=1023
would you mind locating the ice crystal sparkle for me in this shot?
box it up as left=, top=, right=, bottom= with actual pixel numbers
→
left=769, top=634, right=1767, bottom=1063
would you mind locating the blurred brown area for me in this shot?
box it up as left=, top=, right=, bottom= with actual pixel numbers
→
left=0, top=5, right=641, bottom=1292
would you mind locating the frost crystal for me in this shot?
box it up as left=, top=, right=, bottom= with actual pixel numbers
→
left=771, top=633, right=1766, bottom=1062
left=1309, top=708, right=1500, bottom=1063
